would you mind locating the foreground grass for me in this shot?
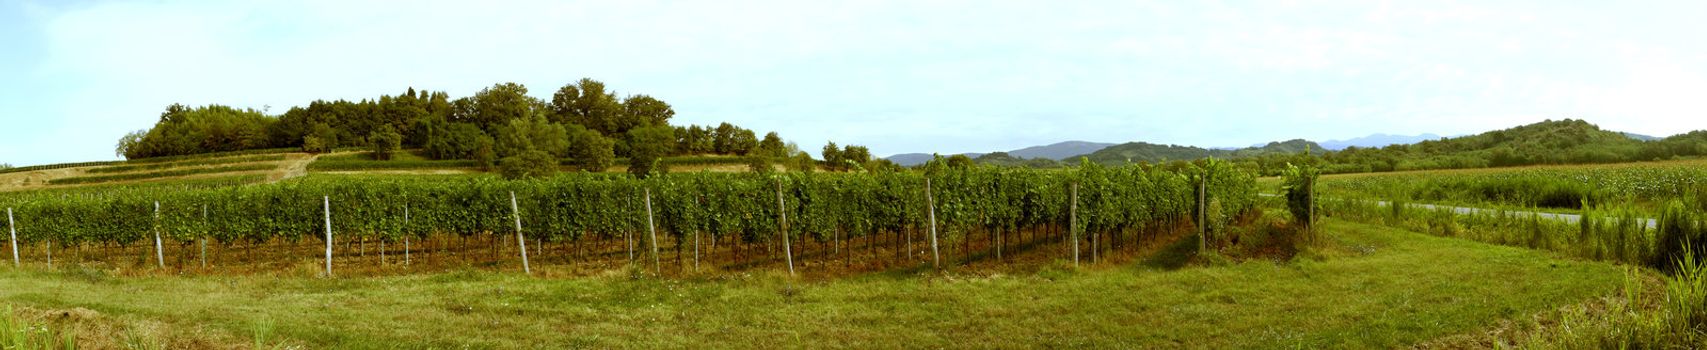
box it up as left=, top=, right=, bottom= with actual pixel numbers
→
left=0, top=220, right=1624, bottom=348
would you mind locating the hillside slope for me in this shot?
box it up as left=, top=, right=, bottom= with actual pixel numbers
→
left=1082, top=139, right=1324, bottom=165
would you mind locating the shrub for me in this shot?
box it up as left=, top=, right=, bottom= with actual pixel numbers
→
left=367, top=126, right=403, bottom=160
left=498, top=150, right=559, bottom=180
left=302, top=135, right=332, bottom=154
left=747, top=156, right=774, bottom=174
left=568, top=127, right=614, bottom=172
left=1281, top=163, right=1320, bottom=229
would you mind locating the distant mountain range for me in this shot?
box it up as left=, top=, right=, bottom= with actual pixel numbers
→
left=1621, top=132, right=1661, bottom=141
left=1317, top=133, right=1443, bottom=150
left=886, top=141, right=1114, bottom=166
left=1009, top=141, right=1116, bottom=160
left=1081, top=139, right=1325, bottom=165
left=883, top=125, right=1677, bottom=168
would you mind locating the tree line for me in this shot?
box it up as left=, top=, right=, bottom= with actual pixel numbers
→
left=113, top=79, right=843, bottom=178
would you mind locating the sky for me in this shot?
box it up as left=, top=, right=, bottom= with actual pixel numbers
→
left=2, top=0, right=1706, bottom=166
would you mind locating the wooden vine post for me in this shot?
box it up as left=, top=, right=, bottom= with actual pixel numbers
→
left=200, top=204, right=208, bottom=268
left=1071, top=182, right=1079, bottom=267
left=153, top=201, right=164, bottom=269
left=323, top=196, right=332, bottom=277
left=403, top=204, right=410, bottom=266
left=1307, top=172, right=1316, bottom=234
left=511, top=191, right=530, bottom=275
left=7, top=207, right=16, bottom=268
left=926, top=178, right=940, bottom=270
left=644, top=188, right=660, bottom=276
left=1198, top=174, right=1207, bottom=253
left=777, top=181, right=795, bottom=276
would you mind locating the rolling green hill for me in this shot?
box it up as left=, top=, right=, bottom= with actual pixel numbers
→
left=1080, top=139, right=1325, bottom=165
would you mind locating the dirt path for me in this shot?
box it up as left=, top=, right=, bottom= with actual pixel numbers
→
left=269, top=152, right=323, bottom=182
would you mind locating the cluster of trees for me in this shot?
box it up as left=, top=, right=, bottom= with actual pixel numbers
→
left=116, top=79, right=835, bottom=179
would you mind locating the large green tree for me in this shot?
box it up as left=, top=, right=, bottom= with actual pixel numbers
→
left=551, top=78, right=624, bottom=135
left=460, top=82, right=537, bottom=132
left=621, top=94, right=674, bottom=131
left=567, top=125, right=615, bottom=172
left=494, top=115, right=570, bottom=158
left=626, top=125, right=676, bottom=178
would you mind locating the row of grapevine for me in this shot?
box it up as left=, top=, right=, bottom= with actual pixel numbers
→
left=0, top=162, right=1257, bottom=267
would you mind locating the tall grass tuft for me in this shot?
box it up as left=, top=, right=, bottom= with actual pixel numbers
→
left=0, top=305, right=76, bottom=350
left=1654, top=201, right=1704, bottom=272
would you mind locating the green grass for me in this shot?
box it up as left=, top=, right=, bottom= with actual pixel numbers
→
left=0, top=219, right=1625, bottom=348
left=85, top=155, right=287, bottom=174
left=47, top=164, right=276, bottom=185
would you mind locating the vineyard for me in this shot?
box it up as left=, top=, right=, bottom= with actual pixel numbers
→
left=0, top=161, right=1258, bottom=274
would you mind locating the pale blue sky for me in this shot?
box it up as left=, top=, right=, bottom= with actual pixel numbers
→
left=3, top=0, right=1706, bottom=166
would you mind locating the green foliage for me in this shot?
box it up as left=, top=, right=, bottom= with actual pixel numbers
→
left=0, top=305, right=76, bottom=350
left=550, top=78, right=625, bottom=135
left=498, top=150, right=559, bottom=180
left=494, top=115, right=569, bottom=158
left=1654, top=201, right=1705, bottom=272
left=746, top=156, right=774, bottom=174
left=974, top=152, right=1063, bottom=168
left=712, top=123, right=758, bottom=156
left=786, top=153, right=816, bottom=173
left=367, top=125, right=403, bottom=160
left=48, top=164, right=275, bottom=185
left=568, top=126, right=615, bottom=172
left=944, top=154, right=975, bottom=169
left=87, top=155, right=286, bottom=174
left=1317, top=161, right=1707, bottom=211
left=818, top=143, right=875, bottom=171
left=756, top=132, right=787, bottom=158
left=626, top=125, right=675, bottom=178
left=301, top=136, right=330, bottom=154
left=1083, top=139, right=1324, bottom=167
left=423, top=123, right=493, bottom=160
left=459, top=82, right=538, bottom=131
left=621, top=94, right=674, bottom=131
left=674, top=125, right=715, bottom=155
left=1281, top=163, right=1320, bottom=228
left=120, top=104, right=276, bottom=159
left=0, top=164, right=1258, bottom=252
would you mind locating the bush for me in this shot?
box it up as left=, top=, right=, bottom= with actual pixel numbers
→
left=1281, top=163, right=1320, bottom=229
left=424, top=123, right=492, bottom=160
left=569, top=128, right=614, bottom=172
left=626, top=125, right=675, bottom=178
left=747, top=156, right=774, bottom=174
left=498, top=150, right=559, bottom=180
left=302, top=135, right=333, bottom=154
left=367, top=127, right=403, bottom=160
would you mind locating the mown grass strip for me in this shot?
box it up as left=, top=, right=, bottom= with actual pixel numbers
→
left=123, top=148, right=300, bottom=164
left=0, top=161, right=127, bottom=175
left=86, top=155, right=288, bottom=174
left=307, top=159, right=480, bottom=171
left=48, top=164, right=276, bottom=185
left=0, top=220, right=1623, bottom=348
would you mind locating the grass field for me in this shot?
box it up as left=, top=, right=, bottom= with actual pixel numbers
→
left=1302, top=159, right=1707, bottom=215
left=0, top=219, right=1628, bottom=348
